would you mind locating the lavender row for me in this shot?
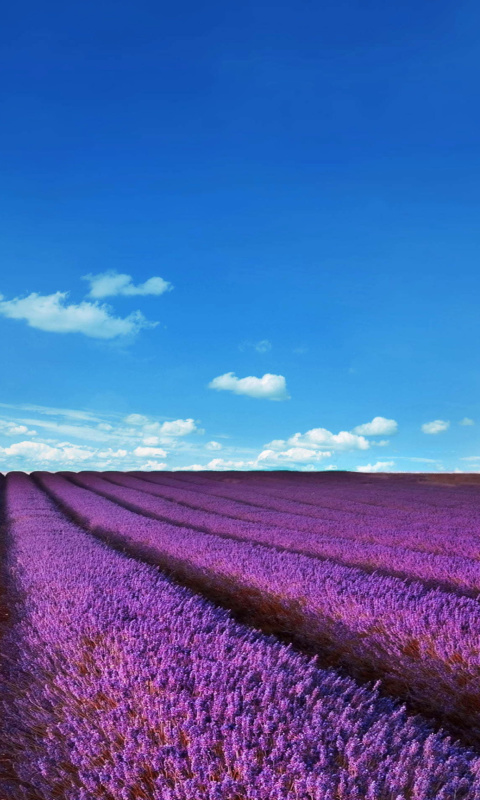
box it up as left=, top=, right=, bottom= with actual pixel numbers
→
left=6, top=474, right=480, bottom=799
left=165, top=472, right=478, bottom=527
left=184, top=470, right=480, bottom=515
left=130, top=471, right=480, bottom=560
left=157, top=472, right=480, bottom=559
left=36, top=471, right=480, bottom=745
left=144, top=471, right=377, bottom=521
left=200, top=471, right=480, bottom=515
left=67, top=471, right=480, bottom=595
left=182, top=470, right=480, bottom=529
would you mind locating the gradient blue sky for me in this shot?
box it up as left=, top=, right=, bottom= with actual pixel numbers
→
left=1, top=0, right=479, bottom=472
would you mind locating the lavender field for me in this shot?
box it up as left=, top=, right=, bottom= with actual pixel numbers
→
left=2, top=470, right=480, bottom=799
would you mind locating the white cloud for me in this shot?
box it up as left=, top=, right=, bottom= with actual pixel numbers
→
left=209, top=372, right=289, bottom=401
left=421, top=420, right=450, bottom=435
left=84, top=271, right=173, bottom=299
left=257, top=448, right=332, bottom=465
left=137, top=460, right=168, bottom=471
left=353, top=416, right=398, bottom=436
left=0, top=291, right=156, bottom=339
left=124, top=415, right=197, bottom=437
left=174, top=464, right=206, bottom=471
left=0, top=440, right=95, bottom=464
left=133, top=446, right=168, bottom=458
left=356, top=461, right=395, bottom=473
left=460, top=417, right=475, bottom=426
left=157, top=418, right=197, bottom=436
left=97, top=448, right=128, bottom=459
left=271, top=428, right=369, bottom=452
left=206, top=458, right=256, bottom=470
left=0, top=419, right=37, bottom=437
left=206, top=441, right=222, bottom=451
left=299, top=464, right=338, bottom=472
left=142, top=435, right=160, bottom=446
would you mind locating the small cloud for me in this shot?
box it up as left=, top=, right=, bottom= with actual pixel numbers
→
left=0, top=291, right=156, bottom=339
left=239, top=339, right=272, bottom=354
left=142, top=435, right=160, bottom=446
left=157, top=419, right=197, bottom=436
left=124, top=415, right=197, bottom=437
left=133, top=446, right=168, bottom=458
left=124, top=413, right=150, bottom=426
left=299, top=464, right=338, bottom=472
left=353, top=416, right=398, bottom=436
left=174, top=464, right=205, bottom=471
left=269, top=428, right=369, bottom=452
left=356, top=461, right=395, bottom=473
left=137, top=460, right=167, bottom=471
left=421, top=420, right=450, bottom=435
left=460, top=417, right=475, bottom=426
left=84, top=271, right=173, bottom=299
left=97, top=448, right=128, bottom=459
left=0, top=419, right=37, bottom=437
left=206, top=441, right=222, bottom=451
left=205, top=458, right=256, bottom=470
left=257, top=448, right=332, bottom=465
left=209, top=372, right=289, bottom=401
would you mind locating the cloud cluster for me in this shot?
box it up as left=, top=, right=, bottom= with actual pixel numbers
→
left=0, top=271, right=172, bottom=340
left=0, top=440, right=95, bottom=464
left=0, top=403, right=204, bottom=472
left=209, top=372, right=290, bottom=401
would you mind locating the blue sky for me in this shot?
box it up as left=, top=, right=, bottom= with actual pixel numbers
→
left=1, top=0, right=479, bottom=472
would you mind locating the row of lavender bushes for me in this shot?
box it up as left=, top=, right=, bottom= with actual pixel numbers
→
left=135, top=471, right=480, bottom=557
left=73, top=470, right=480, bottom=595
